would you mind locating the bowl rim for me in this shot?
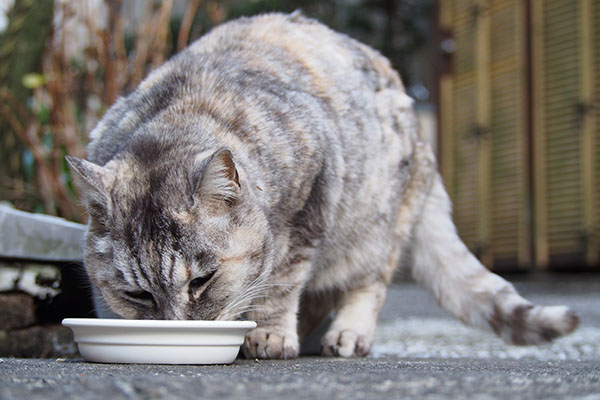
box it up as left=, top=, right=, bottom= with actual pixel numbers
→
left=62, top=318, right=257, bottom=330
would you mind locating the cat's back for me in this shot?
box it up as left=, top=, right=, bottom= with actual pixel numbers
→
left=181, top=12, right=420, bottom=182
left=186, top=12, right=403, bottom=103
left=88, top=13, right=414, bottom=164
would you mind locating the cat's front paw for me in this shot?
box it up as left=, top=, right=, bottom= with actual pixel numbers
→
left=243, top=327, right=300, bottom=359
left=321, top=329, right=373, bottom=357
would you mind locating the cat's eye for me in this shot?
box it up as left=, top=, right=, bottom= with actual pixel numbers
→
left=189, top=270, right=216, bottom=293
left=124, top=290, right=154, bottom=303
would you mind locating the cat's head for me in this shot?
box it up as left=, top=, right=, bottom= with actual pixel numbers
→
left=67, top=145, right=274, bottom=320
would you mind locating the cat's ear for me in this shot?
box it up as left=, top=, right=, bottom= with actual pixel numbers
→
left=193, top=148, right=241, bottom=205
left=66, top=156, right=109, bottom=202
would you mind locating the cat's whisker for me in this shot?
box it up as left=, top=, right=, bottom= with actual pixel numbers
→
left=218, top=306, right=266, bottom=321
left=223, top=296, right=268, bottom=310
left=218, top=307, right=256, bottom=321
left=217, top=276, right=277, bottom=320
left=223, top=290, right=269, bottom=313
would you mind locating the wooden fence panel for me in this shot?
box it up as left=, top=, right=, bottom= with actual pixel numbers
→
left=439, top=0, right=530, bottom=270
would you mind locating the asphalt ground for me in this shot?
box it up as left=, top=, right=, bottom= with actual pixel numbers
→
left=1, top=273, right=599, bottom=400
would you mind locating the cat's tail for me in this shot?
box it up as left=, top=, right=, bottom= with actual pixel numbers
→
left=411, top=175, right=579, bottom=345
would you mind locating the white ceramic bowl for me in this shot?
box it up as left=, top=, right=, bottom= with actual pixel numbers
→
left=62, top=318, right=256, bottom=364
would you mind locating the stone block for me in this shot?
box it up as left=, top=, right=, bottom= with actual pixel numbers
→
left=0, top=325, right=78, bottom=358
left=0, top=292, right=36, bottom=330
left=0, top=203, right=86, bottom=261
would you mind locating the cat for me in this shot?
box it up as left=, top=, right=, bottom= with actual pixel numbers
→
left=67, top=12, right=579, bottom=359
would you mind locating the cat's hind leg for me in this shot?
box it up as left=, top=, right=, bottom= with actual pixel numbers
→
left=412, top=175, right=579, bottom=344
left=319, top=140, right=436, bottom=358
left=321, top=281, right=388, bottom=357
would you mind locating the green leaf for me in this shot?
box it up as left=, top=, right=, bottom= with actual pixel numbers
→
left=21, top=72, right=45, bottom=88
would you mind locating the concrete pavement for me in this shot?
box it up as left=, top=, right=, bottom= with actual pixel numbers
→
left=1, top=273, right=599, bottom=399
left=1, top=356, right=598, bottom=400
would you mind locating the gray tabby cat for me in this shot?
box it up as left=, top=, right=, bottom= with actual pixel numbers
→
left=67, top=13, right=578, bottom=359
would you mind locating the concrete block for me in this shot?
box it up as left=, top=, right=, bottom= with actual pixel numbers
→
left=0, top=292, right=36, bottom=330
left=0, top=324, right=78, bottom=358
left=0, top=204, right=86, bottom=261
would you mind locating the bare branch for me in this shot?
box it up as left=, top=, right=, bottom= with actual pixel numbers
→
left=177, top=0, right=202, bottom=51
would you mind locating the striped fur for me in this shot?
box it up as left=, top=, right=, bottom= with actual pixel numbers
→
left=68, top=13, right=578, bottom=359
